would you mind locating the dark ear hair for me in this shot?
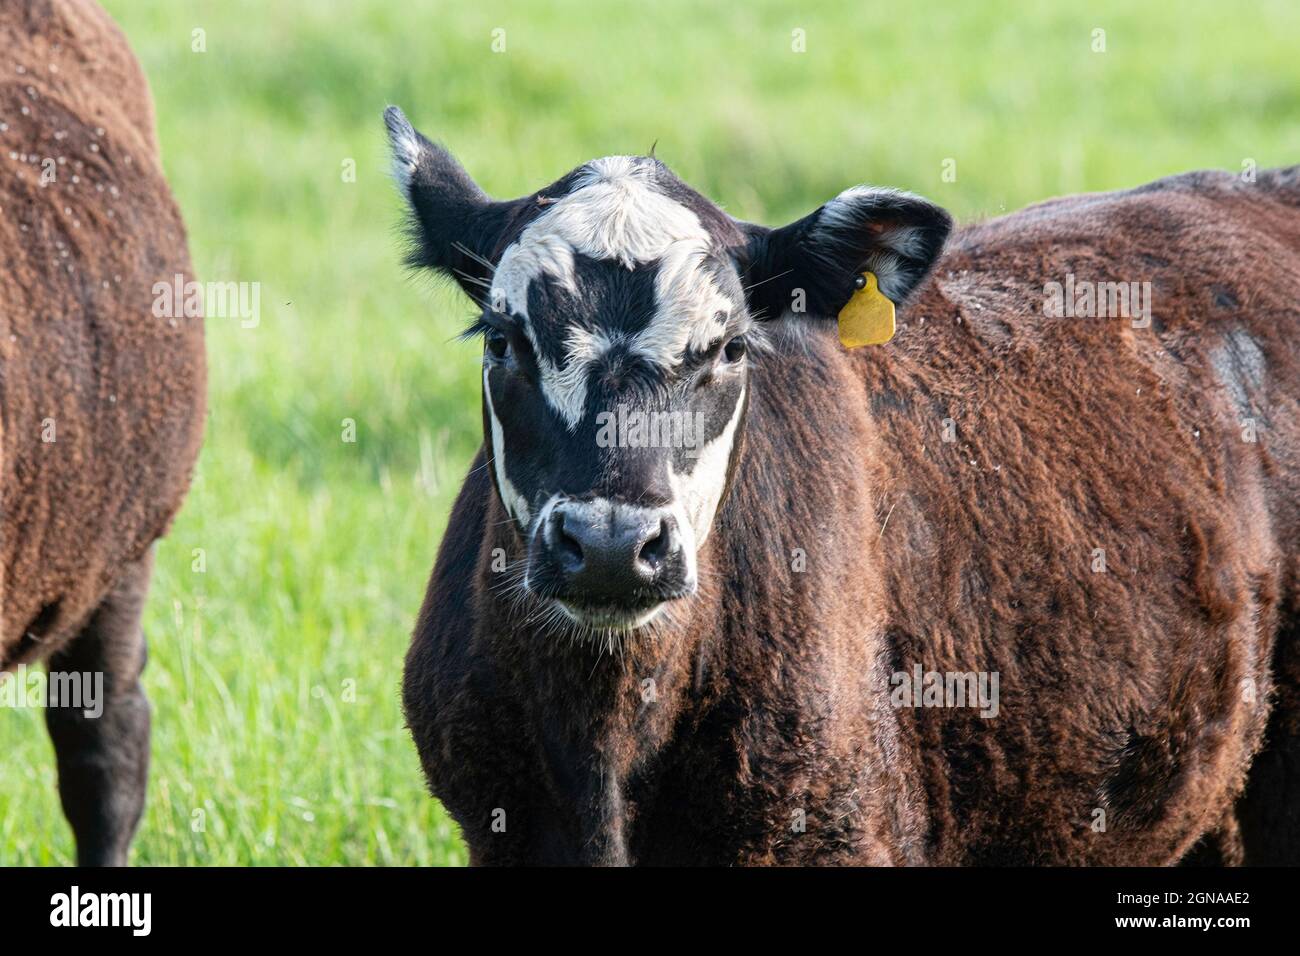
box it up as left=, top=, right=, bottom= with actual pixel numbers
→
left=384, top=106, right=522, bottom=306
left=737, top=187, right=952, bottom=321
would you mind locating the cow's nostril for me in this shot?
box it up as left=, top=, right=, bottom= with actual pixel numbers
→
left=555, top=514, right=585, bottom=571
left=637, top=518, right=671, bottom=571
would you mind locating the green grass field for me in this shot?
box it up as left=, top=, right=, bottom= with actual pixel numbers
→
left=2, top=0, right=1298, bottom=865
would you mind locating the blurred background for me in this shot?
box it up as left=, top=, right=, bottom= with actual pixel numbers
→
left=1, top=0, right=1298, bottom=865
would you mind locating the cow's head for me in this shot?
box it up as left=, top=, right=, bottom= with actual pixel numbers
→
left=386, top=107, right=950, bottom=633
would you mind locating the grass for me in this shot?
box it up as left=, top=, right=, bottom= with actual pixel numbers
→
left=2, top=0, right=1298, bottom=865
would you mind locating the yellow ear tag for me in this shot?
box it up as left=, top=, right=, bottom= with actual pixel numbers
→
left=838, top=272, right=896, bottom=348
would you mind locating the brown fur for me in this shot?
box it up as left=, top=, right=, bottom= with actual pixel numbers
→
left=405, top=168, right=1300, bottom=864
left=0, top=0, right=204, bottom=863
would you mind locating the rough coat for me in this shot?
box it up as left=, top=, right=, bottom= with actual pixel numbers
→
left=0, top=0, right=203, bottom=667
left=1, top=0, right=204, bottom=864
left=406, top=167, right=1300, bottom=865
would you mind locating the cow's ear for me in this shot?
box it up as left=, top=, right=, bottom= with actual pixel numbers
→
left=736, top=187, right=952, bottom=322
left=385, top=106, right=521, bottom=307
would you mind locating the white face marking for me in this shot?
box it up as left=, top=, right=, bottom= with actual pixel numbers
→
left=630, top=240, right=734, bottom=369
left=536, top=325, right=617, bottom=427
left=490, top=156, right=735, bottom=429
left=483, top=366, right=530, bottom=527
left=667, top=384, right=745, bottom=551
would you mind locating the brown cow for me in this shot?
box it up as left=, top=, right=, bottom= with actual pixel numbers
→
left=0, top=0, right=204, bottom=865
left=389, top=106, right=1299, bottom=865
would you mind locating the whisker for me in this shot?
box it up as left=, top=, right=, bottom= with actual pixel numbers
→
left=452, top=267, right=492, bottom=289
left=742, top=267, right=794, bottom=293
left=452, top=241, right=497, bottom=273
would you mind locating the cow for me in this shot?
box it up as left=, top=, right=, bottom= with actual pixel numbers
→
left=0, top=0, right=205, bottom=866
left=386, top=105, right=1299, bottom=865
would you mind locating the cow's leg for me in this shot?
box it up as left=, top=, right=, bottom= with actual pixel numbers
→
left=44, top=553, right=154, bottom=866
left=1178, top=812, right=1244, bottom=866
left=1236, top=730, right=1300, bottom=864
left=1235, top=621, right=1300, bottom=865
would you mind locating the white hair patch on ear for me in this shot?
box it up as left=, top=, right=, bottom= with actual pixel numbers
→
left=864, top=252, right=909, bottom=302
left=814, top=185, right=918, bottom=237
left=383, top=106, right=422, bottom=196
left=809, top=186, right=937, bottom=302
left=880, top=225, right=927, bottom=258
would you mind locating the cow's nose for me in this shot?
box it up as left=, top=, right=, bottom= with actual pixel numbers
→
left=541, top=499, right=685, bottom=603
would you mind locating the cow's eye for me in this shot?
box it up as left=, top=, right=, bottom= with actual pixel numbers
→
left=486, top=329, right=510, bottom=360
left=723, top=336, right=747, bottom=363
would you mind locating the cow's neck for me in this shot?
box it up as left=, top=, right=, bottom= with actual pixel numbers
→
left=479, top=510, right=714, bottom=864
